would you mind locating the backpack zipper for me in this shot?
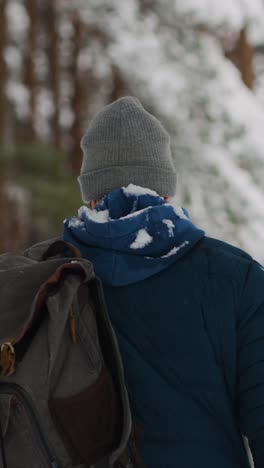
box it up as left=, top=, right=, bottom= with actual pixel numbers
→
left=69, top=307, right=77, bottom=345
left=0, top=383, right=60, bottom=468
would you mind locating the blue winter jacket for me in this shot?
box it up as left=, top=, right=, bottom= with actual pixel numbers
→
left=64, top=185, right=264, bottom=468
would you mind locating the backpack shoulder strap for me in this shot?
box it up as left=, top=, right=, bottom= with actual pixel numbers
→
left=23, top=238, right=81, bottom=262
left=40, top=239, right=81, bottom=261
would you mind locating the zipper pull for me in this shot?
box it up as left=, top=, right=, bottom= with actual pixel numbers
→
left=0, top=342, right=16, bottom=377
left=69, top=307, right=77, bottom=345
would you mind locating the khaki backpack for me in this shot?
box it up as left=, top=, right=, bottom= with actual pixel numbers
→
left=0, top=239, right=139, bottom=468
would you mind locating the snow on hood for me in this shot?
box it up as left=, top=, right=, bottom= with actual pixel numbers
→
left=63, top=185, right=205, bottom=286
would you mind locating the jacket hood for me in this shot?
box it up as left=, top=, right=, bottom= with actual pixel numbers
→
left=63, top=184, right=205, bottom=286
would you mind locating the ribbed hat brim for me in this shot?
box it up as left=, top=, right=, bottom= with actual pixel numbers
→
left=78, top=165, right=176, bottom=202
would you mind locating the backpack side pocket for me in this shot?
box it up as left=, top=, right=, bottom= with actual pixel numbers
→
left=0, top=388, right=58, bottom=468
left=49, top=366, right=122, bottom=466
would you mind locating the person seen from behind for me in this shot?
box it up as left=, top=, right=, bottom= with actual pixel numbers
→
left=63, top=96, right=264, bottom=468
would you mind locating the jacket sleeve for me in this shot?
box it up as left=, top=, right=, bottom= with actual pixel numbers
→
left=237, top=260, right=264, bottom=468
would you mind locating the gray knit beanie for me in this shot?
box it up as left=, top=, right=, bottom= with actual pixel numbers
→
left=79, top=96, right=176, bottom=202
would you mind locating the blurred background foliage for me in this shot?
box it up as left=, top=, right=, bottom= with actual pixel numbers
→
left=1, top=0, right=264, bottom=262
left=1, top=143, right=80, bottom=240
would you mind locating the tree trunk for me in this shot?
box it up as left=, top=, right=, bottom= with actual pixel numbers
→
left=0, top=178, right=26, bottom=253
left=69, top=13, right=83, bottom=174
left=109, top=66, right=127, bottom=102
left=237, top=28, right=254, bottom=90
left=45, top=0, right=61, bottom=148
left=0, top=0, right=7, bottom=141
left=225, top=28, right=254, bottom=90
left=22, top=0, right=38, bottom=141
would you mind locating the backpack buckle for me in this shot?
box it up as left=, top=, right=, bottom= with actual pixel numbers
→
left=0, top=342, right=16, bottom=377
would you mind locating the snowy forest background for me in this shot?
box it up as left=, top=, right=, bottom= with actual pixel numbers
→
left=1, top=0, right=264, bottom=264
